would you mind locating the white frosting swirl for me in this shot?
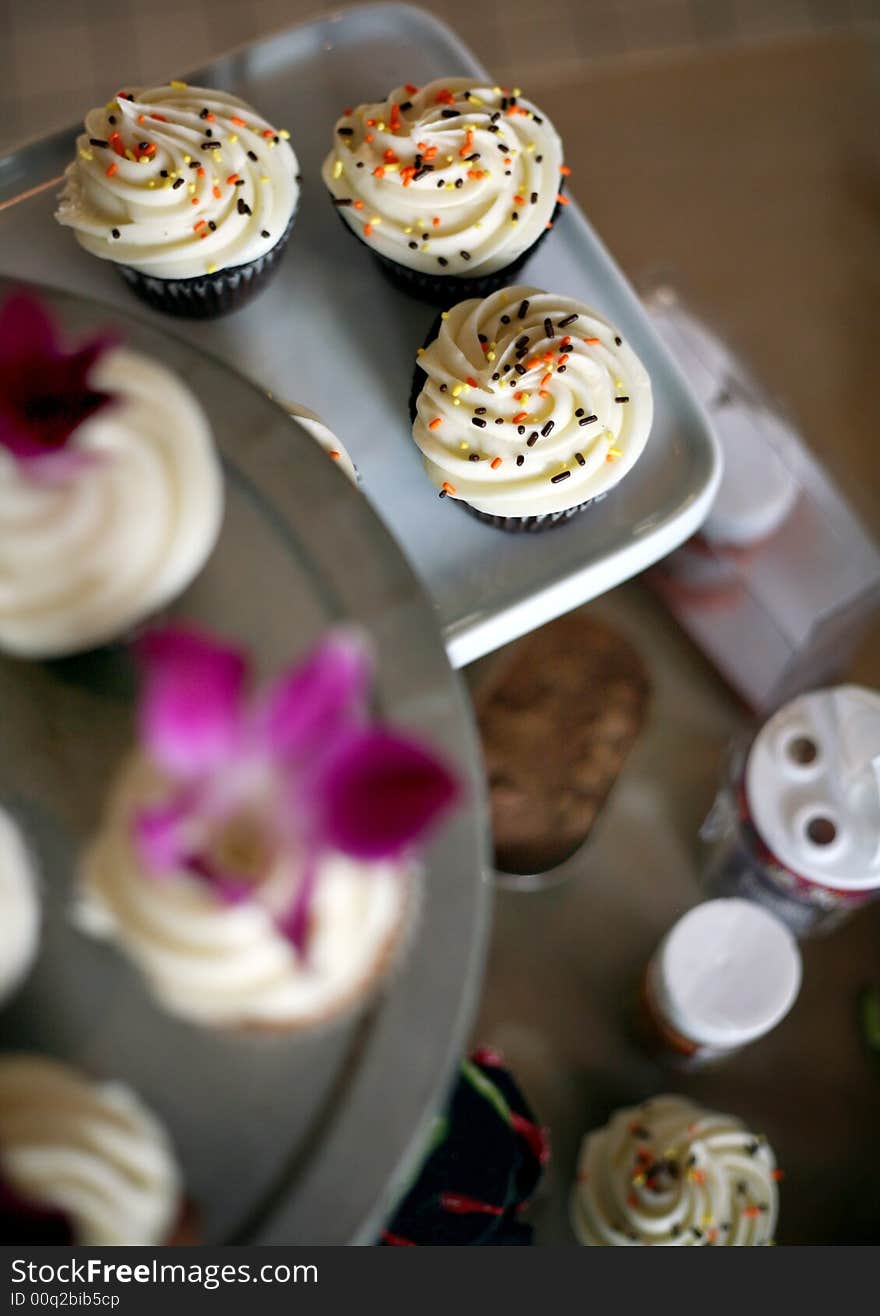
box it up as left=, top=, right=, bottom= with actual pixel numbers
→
left=78, top=756, right=411, bottom=1030
left=412, top=285, right=653, bottom=516
left=0, top=809, right=40, bottom=1007
left=272, top=399, right=359, bottom=486
left=570, top=1095, right=779, bottom=1246
left=57, top=84, right=299, bottom=280
left=0, top=347, right=223, bottom=658
left=0, top=1054, right=182, bottom=1245
left=322, top=78, right=563, bottom=277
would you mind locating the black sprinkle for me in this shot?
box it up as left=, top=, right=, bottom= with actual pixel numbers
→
left=469, top=453, right=480, bottom=462
left=526, top=431, right=539, bottom=447
left=497, top=142, right=509, bottom=153
left=490, top=111, right=500, bottom=123
left=440, top=108, right=459, bottom=118
left=439, top=384, right=447, bottom=392
left=541, top=420, right=555, bottom=437
left=500, top=97, right=508, bottom=110
left=89, top=137, right=109, bottom=148
left=518, top=299, right=529, bottom=318
left=237, top=198, right=252, bottom=216
left=557, top=365, right=567, bottom=372
left=332, top=197, right=353, bottom=206
left=471, top=416, right=487, bottom=428
left=488, top=124, right=499, bottom=134
left=500, top=314, right=511, bottom=323
left=247, top=150, right=258, bottom=161
left=422, top=233, right=430, bottom=240
left=535, top=154, right=543, bottom=162
left=491, top=372, right=500, bottom=380
left=201, top=141, right=222, bottom=150
left=261, top=229, right=270, bottom=238
left=208, top=220, right=217, bottom=231
left=356, top=161, right=364, bottom=167
left=614, top=395, right=630, bottom=403
left=205, top=128, right=213, bottom=138
left=550, top=469, right=570, bottom=483
left=692, top=1228, right=703, bottom=1240
left=478, top=334, right=488, bottom=344
left=412, top=165, right=433, bottom=182
left=110, top=227, right=120, bottom=239
left=533, top=114, right=543, bottom=124
left=438, top=256, right=449, bottom=267
left=544, top=317, right=554, bottom=339
left=337, top=126, right=354, bottom=136
left=108, top=115, right=116, bottom=125
left=199, top=107, right=210, bottom=119
left=579, top=414, right=598, bottom=426
left=188, top=161, right=200, bottom=169
left=172, top=177, right=184, bottom=189
left=460, top=250, right=471, bottom=261
left=575, top=407, right=584, bottom=417
left=516, top=335, right=530, bottom=349
left=494, top=417, right=504, bottom=425
left=746, top=1142, right=760, bottom=1157
left=516, top=425, right=525, bottom=436
left=559, top=312, right=578, bottom=328
left=454, top=178, right=463, bottom=188
left=614, top=335, right=622, bottom=345
left=737, top=1182, right=748, bottom=1194
left=514, top=363, right=527, bottom=376
left=516, top=454, right=525, bottom=466
left=474, top=406, right=487, bottom=415
left=466, top=152, right=480, bottom=162
left=438, top=489, right=448, bottom=498
left=575, top=452, right=585, bottom=466
left=399, top=100, right=413, bottom=111
left=530, top=191, right=538, bottom=204
left=159, top=169, right=169, bottom=177
left=511, top=211, right=518, bottom=221
left=408, top=240, right=418, bottom=250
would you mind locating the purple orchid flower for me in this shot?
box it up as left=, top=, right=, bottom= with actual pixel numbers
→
left=0, top=290, right=115, bottom=469
left=132, top=625, right=459, bottom=955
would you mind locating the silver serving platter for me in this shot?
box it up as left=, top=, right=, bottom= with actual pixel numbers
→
left=0, top=2, right=721, bottom=670
left=0, top=276, right=490, bottom=1244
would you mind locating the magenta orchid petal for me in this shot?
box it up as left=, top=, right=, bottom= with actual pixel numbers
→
left=134, top=801, right=193, bottom=875
left=258, top=629, right=372, bottom=762
left=275, top=850, right=320, bottom=955
left=0, top=291, right=116, bottom=463
left=316, top=729, right=459, bottom=860
left=136, top=627, right=248, bottom=780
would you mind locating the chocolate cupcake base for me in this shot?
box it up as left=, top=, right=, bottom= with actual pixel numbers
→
left=460, top=497, right=601, bottom=533
left=117, top=214, right=295, bottom=319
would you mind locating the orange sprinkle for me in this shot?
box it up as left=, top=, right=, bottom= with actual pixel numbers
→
left=513, top=194, right=525, bottom=206
left=545, top=221, right=554, bottom=230
left=459, top=129, right=474, bottom=158
left=556, top=193, right=569, bottom=205
left=539, top=389, right=550, bottom=398
left=558, top=353, right=570, bottom=364
left=504, top=157, right=512, bottom=166
left=512, top=410, right=528, bottom=424
left=560, top=164, right=572, bottom=176
left=226, top=173, right=239, bottom=185
left=390, top=103, right=401, bottom=130
left=771, top=1170, right=785, bottom=1181
left=707, top=1229, right=719, bottom=1244
left=197, top=166, right=205, bottom=177
left=212, top=185, right=221, bottom=199
left=137, top=114, right=146, bottom=123
left=108, top=132, right=125, bottom=157
left=191, top=197, right=200, bottom=205
left=230, top=115, right=247, bottom=127
left=541, top=372, right=552, bottom=386
left=428, top=417, right=442, bottom=430
left=364, top=133, right=374, bottom=143
left=150, top=113, right=167, bottom=122
left=262, top=128, right=275, bottom=139
left=432, top=216, right=440, bottom=227
left=434, top=89, right=455, bottom=105
left=329, top=450, right=341, bottom=460
left=353, top=199, right=364, bottom=209
left=465, top=376, right=477, bottom=387
left=343, top=107, right=353, bottom=115
left=400, top=166, right=416, bottom=186
left=193, top=219, right=207, bottom=231
left=364, top=222, right=373, bottom=237
left=105, top=162, right=117, bottom=177
left=441, top=480, right=456, bottom=493
left=743, top=1206, right=762, bottom=1219
left=383, top=148, right=399, bottom=163
left=561, top=335, right=571, bottom=346
left=513, top=391, right=526, bottom=401
left=584, top=336, right=601, bottom=344
left=423, top=145, right=438, bottom=161
left=373, top=166, right=386, bottom=178
left=690, top=1169, right=706, bottom=1184
left=490, top=457, right=502, bottom=470
left=467, top=169, right=485, bottom=181
left=405, top=83, right=418, bottom=95
left=205, top=113, right=215, bottom=122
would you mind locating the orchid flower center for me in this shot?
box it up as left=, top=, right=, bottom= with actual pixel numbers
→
left=204, top=806, right=278, bottom=887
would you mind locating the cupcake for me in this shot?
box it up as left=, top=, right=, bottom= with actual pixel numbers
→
left=78, top=625, right=457, bottom=1031
left=322, top=79, right=565, bottom=307
left=0, top=808, right=40, bottom=1008
left=410, top=286, right=653, bottom=530
left=570, top=1095, right=779, bottom=1245
left=56, top=83, right=300, bottom=318
left=0, top=1054, right=183, bottom=1245
left=0, top=291, right=223, bottom=658
left=271, top=398, right=359, bottom=486
left=380, top=1049, right=549, bottom=1246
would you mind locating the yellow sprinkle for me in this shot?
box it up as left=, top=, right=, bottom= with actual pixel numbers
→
left=260, top=175, right=269, bottom=183
left=206, top=262, right=218, bottom=273
left=105, top=100, right=117, bottom=111
left=420, top=244, right=429, bottom=252
left=459, top=441, right=470, bottom=451
left=332, top=159, right=343, bottom=179
left=385, top=162, right=400, bottom=172
left=608, top=446, right=622, bottom=459
left=163, top=178, right=171, bottom=188
left=416, top=347, right=425, bottom=357
left=702, top=1214, right=713, bottom=1227
left=125, top=149, right=136, bottom=161
left=486, top=352, right=496, bottom=362
left=475, top=221, right=482, bottom=229
left=467, top=94, right=483, bottom=105
left=188, top=183, right=196, bottom=194
left=171, top=80, right=187, bottom=89
left=446, top=154, right=454, bottom=163
left=371, top=216, right=381, bottom=225
left=462, top=384, right=471, bottom=394
left=632, top=1173, right=646, bottom=1187
left=492, top=85, right=502, bottom=95
left=79, top=149, right=93, bottom=161
left=228, top=133, right=238, bottom=143
left=279, top=128, right=291, bottom=139
left=440, top=311, right=449, bottom=319
left=147, top=180, right=156, bottom=188
left=451, top=384, right=463, bottom=397
left=526, top=142, right=536, bottom=153
left=403, top=227, right=413, bottom=234
left=183, top=154, right=192, bottom=164
left=513, top=87, right=521, bottom=96
left=452, top=398, right=461, bottom=406
left=445, top=183, right=454, bottom=189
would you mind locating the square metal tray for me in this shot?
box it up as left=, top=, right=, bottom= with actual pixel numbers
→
left=0, top=2, right=721, bottom=669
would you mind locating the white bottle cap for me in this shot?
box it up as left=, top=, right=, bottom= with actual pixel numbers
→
left=703, top=404, right=800, bottom=548
left=652, top=898, right=801, bottom=1048
left=745, top=685, right=880, bottom=892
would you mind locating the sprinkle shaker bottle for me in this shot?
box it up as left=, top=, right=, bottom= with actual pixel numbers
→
left=639, top=899, right=801, bottom=1067
left=700, top=686, right=880, bottom=937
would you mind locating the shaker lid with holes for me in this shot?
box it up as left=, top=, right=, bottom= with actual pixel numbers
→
left=745, top=685, right=880, bottom=891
